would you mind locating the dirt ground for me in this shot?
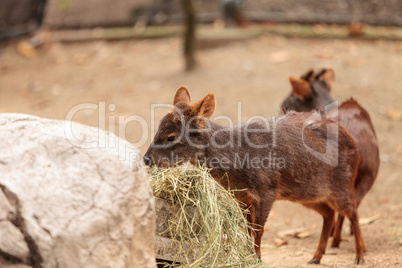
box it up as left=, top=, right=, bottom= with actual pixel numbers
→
left=0, top=27, right=401, bottom=267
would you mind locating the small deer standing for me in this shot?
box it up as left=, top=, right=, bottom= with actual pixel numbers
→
left=282, top=68, right=380, bottom=249
left=145, top=87, right=366, bottom=264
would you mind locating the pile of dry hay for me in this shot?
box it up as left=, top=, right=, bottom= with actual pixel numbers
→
left=149, top=165, right=262, bottom=267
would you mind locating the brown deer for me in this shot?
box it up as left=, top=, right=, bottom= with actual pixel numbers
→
left=144, top=87, right=366, bottom=264
left=282, top=68, right=380, bottom=249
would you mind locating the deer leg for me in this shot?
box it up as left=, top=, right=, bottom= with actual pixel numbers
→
left=235, top=191, right=262, bottom=258
left=350, top=192, right=364, bottom=236
left=235, top=189, right=276, bottom=259
left=246, top=205, right=255, bottom=238
left=246, top=203, right=263, bottom=259
left=331, top=214, right=345, bottom=248
left=246, top=203, right=265, bottom=259
left=254, top=226, right=264, bottom=260
left=251, top=193, right=275, bottom=260
left=329, top=215, right=335, bottom=237
left=240, top=201, right=253, bottom=238
left=304, top=203, right=335, bottom=264
left=347, top=210, right=366, bottom=264
left=252, top=206, right=268, bottom=260
left=350, top=173, right=374, bottom=251
left=235, top=191, right=254, bottom=238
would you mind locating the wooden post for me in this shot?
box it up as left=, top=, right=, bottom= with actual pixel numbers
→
left=181, top=0, right=196, bottom=71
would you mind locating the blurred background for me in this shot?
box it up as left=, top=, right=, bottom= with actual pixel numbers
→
left=0, top=0, right=401, bottom=266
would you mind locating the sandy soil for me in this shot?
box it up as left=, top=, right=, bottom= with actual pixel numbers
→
left=0, top=28, right=401, bottom=267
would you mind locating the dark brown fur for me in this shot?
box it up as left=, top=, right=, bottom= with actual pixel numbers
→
left=145, top=87, right=366, bottom=264
left=281, top=69, right=380, bottom=250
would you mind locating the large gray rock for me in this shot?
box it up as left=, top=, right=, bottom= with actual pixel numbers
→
left=0, top=113, right=155, bottom=268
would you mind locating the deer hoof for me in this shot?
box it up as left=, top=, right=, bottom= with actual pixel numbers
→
left=331, top=239, right=340, bottom=248
left=308, top=258, right=320, bottom=264
left=354, top=258, right=365, bottom=265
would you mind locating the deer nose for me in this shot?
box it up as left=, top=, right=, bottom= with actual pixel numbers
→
left=143, top=156, right=152, bottom=167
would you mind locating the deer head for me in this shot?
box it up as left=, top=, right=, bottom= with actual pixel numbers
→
left=144, top=87, right=216, bottom=167
left=282, top=68, right=335, bottom=113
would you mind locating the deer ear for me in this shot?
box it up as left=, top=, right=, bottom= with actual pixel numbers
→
left=289, top=76, right=313, bottom=100
left=300, top=68, right=315, bottom=82
left=317, top=68, right=335, bottom=89
left=173, top=86, right=191, bottom=106
left=192, top=92, right=215, bottom=119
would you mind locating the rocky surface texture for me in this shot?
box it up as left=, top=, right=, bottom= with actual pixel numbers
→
left=0, top=113, right=155, bottom=268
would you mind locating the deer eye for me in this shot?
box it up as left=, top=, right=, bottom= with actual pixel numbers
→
left=167, top=135, right=176, bottom=142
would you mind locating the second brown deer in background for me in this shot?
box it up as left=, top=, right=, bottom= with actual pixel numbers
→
left=281, top=68, right=380, bottom=249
